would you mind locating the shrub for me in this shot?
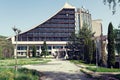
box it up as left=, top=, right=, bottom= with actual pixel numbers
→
left=0, top=69, right=14, bottom=80
left=0, top=68, right=39, bottom=80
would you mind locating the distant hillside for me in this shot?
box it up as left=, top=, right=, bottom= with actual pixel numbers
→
left=0, top=35, right=13, bottom=59
left=0, top=35, right=7, bottom=39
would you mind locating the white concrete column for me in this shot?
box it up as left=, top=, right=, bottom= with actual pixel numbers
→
left=51, top=45, right=54, bottom=55
left=39, top=46, right=41, bottom=54
left=26, top=45, right=29, bottom=58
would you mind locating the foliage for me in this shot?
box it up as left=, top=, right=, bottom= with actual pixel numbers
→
left=87, top=67, right=120, bottom=72
left=67, top=23, right=95, bottom=64
left=70, top=60, right=85, bottom=64
left=107, top=22, right=115, bottom=68
left=32, top=45, right=36, bottom=57
left=67, top=32, right=82, bottom=60
left=92, top=40, right=96, bottom=64
left=70, top=60, right=95, bottom=66
left=0, top=68, right=14, bottom=80
left=0, top=35, right=13, bottom=59
left=0, top=58, right=50, bottom=66
left=0, top=68, right=39, bottom=80
left=103, top=0, right=120, bottom=14
left=67, top=32, right=77, bottom=52
left=15, top=68, right=39, bottom=80
left=78, top=23, right=94, bottom=63
left=41, top=41, right=48, bottom=58
left=114, top=29, right=120, bottom=55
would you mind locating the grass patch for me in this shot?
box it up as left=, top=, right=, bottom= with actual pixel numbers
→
left=0, top=68, right=40, bottom=80
left=0, top=58, right=51, bottom=66
left=70, top=60, right=95, bottom=66
left=87, top=67, right=120, bottom=72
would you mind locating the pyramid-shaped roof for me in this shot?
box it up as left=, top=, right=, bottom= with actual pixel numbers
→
left=63, top=2, right=75, bottom=9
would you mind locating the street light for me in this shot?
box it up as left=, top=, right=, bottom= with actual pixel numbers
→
left=95, top=38, right=98, bottom=69
left=12, top=26, right=21, bottom=71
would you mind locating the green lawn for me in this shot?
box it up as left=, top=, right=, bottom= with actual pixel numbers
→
left=87, top=67, right=120, bottom=72
left=0, top=58, right=51, bottom=80
left=70, top=60, right=95, bottom=66
left=0, top=58, right=51, bottom=66
left=0, top=68, right=40, bottom=80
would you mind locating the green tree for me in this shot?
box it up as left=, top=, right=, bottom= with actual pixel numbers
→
left=92, top=40, right=96, bottom=64
left=78, top=23, right=94, bottom=63
left=67, top=32, right=77, bottom=52
left=32, top=45, right=36, bottom=57
left=114, top=29, right=120, bottom=55
left=0, top=36, right=13, bottom=59
left=67, top=32, right=83, bottom=60
left=41, top=41, right=48, bottom=58
left=107, top=22, right=115, bottom=68
left=67, top=23, right=94, bottom=63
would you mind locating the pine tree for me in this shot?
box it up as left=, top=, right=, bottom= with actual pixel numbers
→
left=92, top=40, right=96, bottom=64
left=41, top=41, right=48, bottom=58
left=32, top=45, right=36, bottom=57
left=114, top=29, right=120, bottom=56
left=78, top=23, right=94, bottom=63
left=107, top=22, right=115, bottom=68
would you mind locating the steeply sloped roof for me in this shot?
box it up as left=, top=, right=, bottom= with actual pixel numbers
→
left=10, top=3, right=75, bottom=38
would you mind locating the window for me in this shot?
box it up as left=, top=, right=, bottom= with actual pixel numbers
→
left=53, top=46, right=63, bottom=49
left=17, top=46, right=27, bottom=50
left=48, top=46, right=52, bottom=50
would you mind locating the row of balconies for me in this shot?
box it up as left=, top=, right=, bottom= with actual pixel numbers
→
left=59, top=10, right=75, bottom=14
left=27, top=30, right=74, bottom=34
left=38, top=23, right=75, bottom=28
left=49, top=19, right=75, bottom=23
left=18, top=37, right=69, bottom=41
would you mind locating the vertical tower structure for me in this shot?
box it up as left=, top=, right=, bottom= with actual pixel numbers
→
left=76, top=7, right=92, bottom=33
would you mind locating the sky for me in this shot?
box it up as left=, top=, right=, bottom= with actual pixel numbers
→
left=0, top=0, right=120, bottom=36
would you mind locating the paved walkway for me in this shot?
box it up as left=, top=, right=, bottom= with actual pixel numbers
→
left=22, top=59, right=95, bottom=80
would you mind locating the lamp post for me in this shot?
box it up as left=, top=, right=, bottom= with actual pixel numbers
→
left=95, top=38, right=98, bottom=69
left=12, top=27, right=21, bottom=71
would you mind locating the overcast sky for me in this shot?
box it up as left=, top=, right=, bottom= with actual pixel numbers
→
left=0, top=0, right=120, bottom=36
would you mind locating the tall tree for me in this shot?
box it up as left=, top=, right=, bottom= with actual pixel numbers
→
left=78, top=23, right=94, bottom=63
left=114, top=29, right=120, bottom=56
left=92, top=40, right=96, bottom=64
left=32, top=45, right=36, bottom=57
left=67, top=32, right=77, bottom=53
left=67, top=32, right=83, bottom=60
left=107, top=22, right=115, bottom=68
left=41, top=41, right=48, bottom=58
